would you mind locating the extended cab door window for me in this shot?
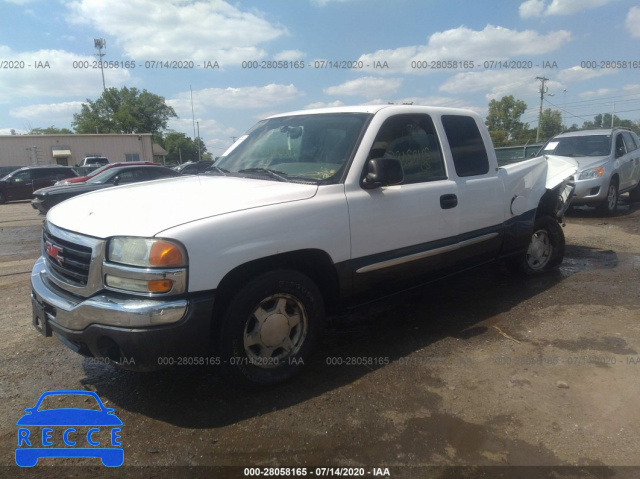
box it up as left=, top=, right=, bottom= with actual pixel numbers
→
left=441, top=115, right=490, bottom=177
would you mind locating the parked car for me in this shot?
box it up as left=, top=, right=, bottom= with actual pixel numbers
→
left=0, top=166, right=77, bottom=204
left=30, top=105, right=577, bottom=387
left=174, top=160, right=214, bottom=175
left=81, top=156, right=109, bottom=167
left=56, top=161, right=160, bottom=185
left=31, top=165, right=180, bottom=214
left=540, top=128, right=640, bottom=214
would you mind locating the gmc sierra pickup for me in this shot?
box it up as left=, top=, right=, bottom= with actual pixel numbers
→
left=30, top=105, right=577, bottom=387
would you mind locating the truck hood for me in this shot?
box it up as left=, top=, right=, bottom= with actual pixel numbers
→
left=544, top=155, right=579, bottom=189
left=46, top=175, right=318, bottom=238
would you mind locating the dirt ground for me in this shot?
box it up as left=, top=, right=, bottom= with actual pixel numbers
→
left=1, top=198, right=639, bottom=478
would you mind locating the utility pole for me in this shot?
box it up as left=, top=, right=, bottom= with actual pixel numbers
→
left=611, top=103, right=615, bottom=128
left=536, top=76, right=549, bottom=142
left=190, top=85, right=196, bottom=141
left=563, top=89, right=567, bottom=128
left=94, top=38, right=107, bottom=91
left=197, top=121, right=201, bottom=162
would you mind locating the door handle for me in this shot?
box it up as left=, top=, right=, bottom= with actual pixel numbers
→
left=440, top=194, right=458, bottom=209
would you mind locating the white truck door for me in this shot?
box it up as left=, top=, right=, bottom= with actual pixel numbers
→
left=345, top=113, right=459, bottom=281
left=438, top=114, right=505, bottom=254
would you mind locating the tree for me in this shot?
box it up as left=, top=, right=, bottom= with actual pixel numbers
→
left=489, top=130, right=508, bottom=147
left=485, top=95, right=528, bottom=142
left=72, top=87, right=177, bottom=135
left=161, top=132, right=208, bottom=164
left=538, top=109, right=563, bottom=141
left=29, top=125, right=73, bottom=135
left=582, top=114, right=640, bottom=136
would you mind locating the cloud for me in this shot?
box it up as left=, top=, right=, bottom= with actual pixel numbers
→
left=440, top=68, right=563, bottom=103
left=519, top=0, right=619, bottom=17
left=168, top=84, right=303, bottom=114
left=274, top=50, right=305, bottom=61
left=323, top=77, right=403, bottom=99
left=63, top=0, right=287, bottom=63
left=304, top=101, right=346, bottom=109
left=556, top=65, right=617, bottom=83
left=0, top=46, right=131, bottom=102
left=311, top=0, right=357, bottom=5
left=579, top=84, right=640, bottom=99
left=356, top=25, right=571, bottom=74
left=519, top=0, right=546, bottom=18
left=9, top=101, right=84, bottom=124
left=626, top=7, right=640, bottom=38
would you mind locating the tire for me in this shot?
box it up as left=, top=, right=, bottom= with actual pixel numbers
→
left=217, top=269, right=325, bottom=388
left=509, top=216, right=565, bottom=275
left=596, top=179, right=618, bottom=215
left=0, top=191, right=5, bottom=204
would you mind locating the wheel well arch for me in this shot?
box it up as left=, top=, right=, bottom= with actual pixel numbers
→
left=212, top=249, right=341, bottom=323
left=610, top=173, right=619, bottom=186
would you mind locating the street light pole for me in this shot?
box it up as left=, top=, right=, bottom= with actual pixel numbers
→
left=94, top=38, right=107, bottom=91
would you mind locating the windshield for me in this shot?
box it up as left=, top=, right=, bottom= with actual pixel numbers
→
left=215, top=113, right=371, bottom=184
left=542, top=135, right=611, bottom=157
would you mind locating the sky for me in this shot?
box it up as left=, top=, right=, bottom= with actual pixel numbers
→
left=1, top=0, right=639, bottom=154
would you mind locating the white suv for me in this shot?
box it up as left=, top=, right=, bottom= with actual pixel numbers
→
left=540, top=128, right=640, bottom=215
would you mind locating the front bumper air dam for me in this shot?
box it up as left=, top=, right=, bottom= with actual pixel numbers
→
left=31, top=256, right=214, bottom=371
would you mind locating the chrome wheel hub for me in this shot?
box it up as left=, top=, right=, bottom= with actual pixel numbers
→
left=526, top=229, right=552, bottom=270
left=243, top=294, right=308, bottom=368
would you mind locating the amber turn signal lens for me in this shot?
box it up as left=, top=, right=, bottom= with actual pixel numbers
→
left=147, top=279, right=173, bottom=293
left=149, top=241, right=184, bottom=266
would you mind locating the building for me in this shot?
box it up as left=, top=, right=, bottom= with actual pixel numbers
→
left=0, top=133, right=156, bottom=168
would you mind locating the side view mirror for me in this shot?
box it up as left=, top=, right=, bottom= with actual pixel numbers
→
left=112, top=175, right=120, bottom=185
left=616, top=146, right=625, bottom=158
left=362, top=157, right=403, bottom=189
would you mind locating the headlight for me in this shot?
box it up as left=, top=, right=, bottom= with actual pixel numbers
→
left=578, top=167, right=605, bottom=180
left=108, top=237, right=186, bottom=267
left=105, top=237, right=187, bottom=295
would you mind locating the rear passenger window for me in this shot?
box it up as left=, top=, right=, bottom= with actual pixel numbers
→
left=368, top=114, right=446, bottom=184
left=442, top=115, right=489, bottom=177
left=622, top=132, right=638, bottom=152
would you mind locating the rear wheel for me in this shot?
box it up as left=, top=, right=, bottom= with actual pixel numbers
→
left=597, top=180, right=618, bottom=215
left=217, top=269, right=325, bottom=388
left=508, top=216, right=565, bottom=275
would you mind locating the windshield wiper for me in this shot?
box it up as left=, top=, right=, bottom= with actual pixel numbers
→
left=237, top=168, right=290, bottom=182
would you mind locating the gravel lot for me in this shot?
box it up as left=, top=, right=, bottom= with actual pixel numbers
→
left=1, top=198, right=639, bottom=478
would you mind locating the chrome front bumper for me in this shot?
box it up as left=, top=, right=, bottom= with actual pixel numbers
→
left=31, top=256, right=188, bottom=331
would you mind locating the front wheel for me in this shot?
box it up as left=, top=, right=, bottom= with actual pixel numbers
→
left=509, top=216, right=565, bottom=275
left=597, top=180, right=618, bottom=215
left=217, top=270, right=325, bottom=388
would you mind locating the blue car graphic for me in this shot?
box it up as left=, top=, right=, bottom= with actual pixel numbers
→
left=16, top=390, right=123, bottom=467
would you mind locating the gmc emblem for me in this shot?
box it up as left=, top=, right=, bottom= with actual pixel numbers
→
left=45, top=241, right=64, bottom=263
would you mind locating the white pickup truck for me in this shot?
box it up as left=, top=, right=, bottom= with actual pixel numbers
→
left=31, top=105, right=577, bottom=387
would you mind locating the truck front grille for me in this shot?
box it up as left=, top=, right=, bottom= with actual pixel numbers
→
left=41, top=221, right=104, bottom=297
left=43, top=228, right=92, bottom=286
